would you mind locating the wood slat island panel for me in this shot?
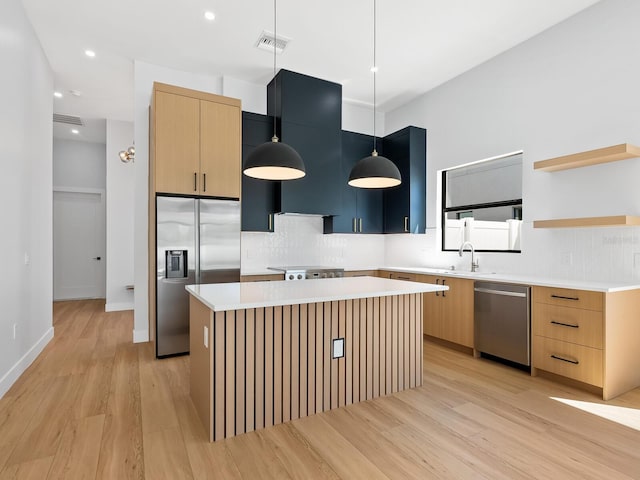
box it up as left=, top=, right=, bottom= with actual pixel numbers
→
left=190, top=294, right=423, bottom=441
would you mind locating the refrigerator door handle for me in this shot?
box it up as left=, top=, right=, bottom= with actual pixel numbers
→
left=194, top=199, right=201, bottom=284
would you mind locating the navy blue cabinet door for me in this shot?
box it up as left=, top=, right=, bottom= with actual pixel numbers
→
left=241, top=112, right=278, bottom=232
left=268, top=70, right=343, bottom=217
left=382, top=127, right=426, bottom=234
left=332, top=131, right=382, bottom=233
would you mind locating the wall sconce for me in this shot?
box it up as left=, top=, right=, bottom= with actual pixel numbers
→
left=119, top=146, right=135, bottom=163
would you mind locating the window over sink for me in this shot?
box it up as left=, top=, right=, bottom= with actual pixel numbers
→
left=442, top=151, right=523, bottom=253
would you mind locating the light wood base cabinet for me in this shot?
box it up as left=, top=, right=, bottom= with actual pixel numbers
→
left=532, top=286, right=640, bottom=400
left=417, top=275, right=474, bottom=348
left=379, top=271, right=474, bottom=349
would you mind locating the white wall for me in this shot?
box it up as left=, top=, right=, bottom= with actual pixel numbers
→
left=342, top=101, right=385, bottom=137
left=106, top=120, right=135, bottom=311
left=133, top=61, right=223, bottom=343
left=53, top=139, right=106, bottom=189
left=385, top=0, right=640, bottom=282
left=0, top=0, right=54, bottom=398
left=222, top=76, right=266, bottom=115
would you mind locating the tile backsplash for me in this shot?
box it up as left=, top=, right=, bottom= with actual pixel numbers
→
left=241, top=215, right=385, bottom=273
left=242, top=215, right=640, bottom=283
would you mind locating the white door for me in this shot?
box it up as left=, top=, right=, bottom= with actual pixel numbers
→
left=53, top=190, right=106, bottom=300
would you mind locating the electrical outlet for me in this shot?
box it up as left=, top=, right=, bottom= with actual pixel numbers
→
left=13, top=324, right=17, bottom=340
left=560, top=252, right=572, bottom=266
left=204, top=325, right=209, bottom=348
left=332, top=338, right=344, bottom=359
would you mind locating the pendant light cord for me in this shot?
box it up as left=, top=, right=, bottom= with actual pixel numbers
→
left=272, top=0, right=278, bottom=141
left=372, top=0, right=377, bottom=154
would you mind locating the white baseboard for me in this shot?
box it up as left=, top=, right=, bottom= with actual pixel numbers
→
left=105, top=302, right=134, bottom=312
left=0, top=326, right=55, bottom=399
left=133, top=328, right=149, bottom=343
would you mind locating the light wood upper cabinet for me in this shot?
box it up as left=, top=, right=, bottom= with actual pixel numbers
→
left=151, top=82, right=241, bottom=198
left=200, top=100, right=241, bottom=198
left=154, top=91, right=200, bottom=195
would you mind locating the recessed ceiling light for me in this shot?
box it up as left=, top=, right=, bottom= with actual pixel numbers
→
left=54, top=91, right=63, bottom=98
left=71, top=129, right=79, bottom=134
left=370, top=66, right=378, bottom=73
left=85, top=50, right=96, bottom=58
left=204, top=11, right=215, bottom=21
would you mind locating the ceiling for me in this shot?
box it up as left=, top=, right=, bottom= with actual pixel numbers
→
left=24, top=0, right=600, bottom=126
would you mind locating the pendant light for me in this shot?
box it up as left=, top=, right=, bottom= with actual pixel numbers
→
left=243, top=0, right=305, bottom=181
left=348, top=0, right=401, bottom=189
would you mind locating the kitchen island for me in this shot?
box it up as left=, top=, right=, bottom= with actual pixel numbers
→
left=186, top=276, right=447, bottom=441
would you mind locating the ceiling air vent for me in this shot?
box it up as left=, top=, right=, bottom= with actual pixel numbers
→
left=255, top=30, right=290, bottom=54
left=53, top=113, right=83, bottom=126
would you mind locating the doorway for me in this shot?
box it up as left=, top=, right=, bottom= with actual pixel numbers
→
left=53, top=188, right=106, bottom=300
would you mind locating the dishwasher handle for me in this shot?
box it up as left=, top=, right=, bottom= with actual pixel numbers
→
left=474, top=287, right=527, bottom=298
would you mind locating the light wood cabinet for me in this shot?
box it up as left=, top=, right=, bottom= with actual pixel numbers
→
left=379, top=270, right=474, bottom=349
left=418, top=275, right=474, bottom=348
left=532, top=286, right=640, bottom=400
left=343, top=270, right=377, bottom=278
left=151, top=82, right=241, bottom=198
left=240, top=274, right=285, bottom=282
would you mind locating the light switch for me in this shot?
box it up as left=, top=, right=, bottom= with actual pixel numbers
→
left=332, top=338, right=344, bottom=359
left=204, top=325, right=209, bottom=348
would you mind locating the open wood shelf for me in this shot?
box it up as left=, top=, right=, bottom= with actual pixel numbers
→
left=534, top=143, right=640, bottom=172
left=533, top=215, right=640, bottom=228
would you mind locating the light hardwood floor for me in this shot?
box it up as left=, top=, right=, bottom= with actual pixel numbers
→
left=1, top=300, right=639, bottom=479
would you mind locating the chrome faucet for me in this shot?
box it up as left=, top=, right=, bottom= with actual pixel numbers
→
left=459, top=241, right=479, bottom=272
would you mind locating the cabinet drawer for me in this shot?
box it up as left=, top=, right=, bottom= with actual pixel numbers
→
left=533, top=336, right=602, bottom=387
left=532, top=303, right=603, bottom=349
left=533, top=286, right=603, bottom=311
left=389, top=272, right=417, bottom=282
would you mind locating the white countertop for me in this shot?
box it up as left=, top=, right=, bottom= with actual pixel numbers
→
left=382, top=266, right=640, bottom=293
left=186, top=276, right=448, bottom=312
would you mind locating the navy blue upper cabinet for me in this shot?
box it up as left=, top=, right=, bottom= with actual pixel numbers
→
left=382, top=126, right=427, bottom=234
left=268, top=70, right=342, bottom=216
left=241, top=112, right=278, bottom=232
left=330, top=130, right=383, bottom=233
left=271, top=70, right=342, bottom=130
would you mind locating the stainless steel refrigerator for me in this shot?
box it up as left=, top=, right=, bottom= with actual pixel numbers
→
left=156, top=195, right=240, bottom=357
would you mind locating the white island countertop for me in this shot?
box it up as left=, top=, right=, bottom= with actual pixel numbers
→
left=186, top=276, right=448, bottom=312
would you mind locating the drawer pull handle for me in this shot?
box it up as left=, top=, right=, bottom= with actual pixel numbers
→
left=397, top=276, right=411, bottom=281
left=441, top=278, right=446, bottom=297
left=435, top=278, right=440, bottom=296
left=550, top=320, right=579, bottom=329
left=550, top=354, right=579, bottom=365
left=550, top=294, right=580, bottom=301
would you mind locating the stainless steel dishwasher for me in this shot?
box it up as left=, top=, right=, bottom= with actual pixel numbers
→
left=474, top=281, right=531, bottom=366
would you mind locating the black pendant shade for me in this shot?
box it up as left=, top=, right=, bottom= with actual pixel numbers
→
left=348, top=0, right=401, bottom=190
left=348, top=150, right=401, bottom=188
left=244, top=137, right=306, bottom=180
left=242, top=0, right=305, bottom=181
